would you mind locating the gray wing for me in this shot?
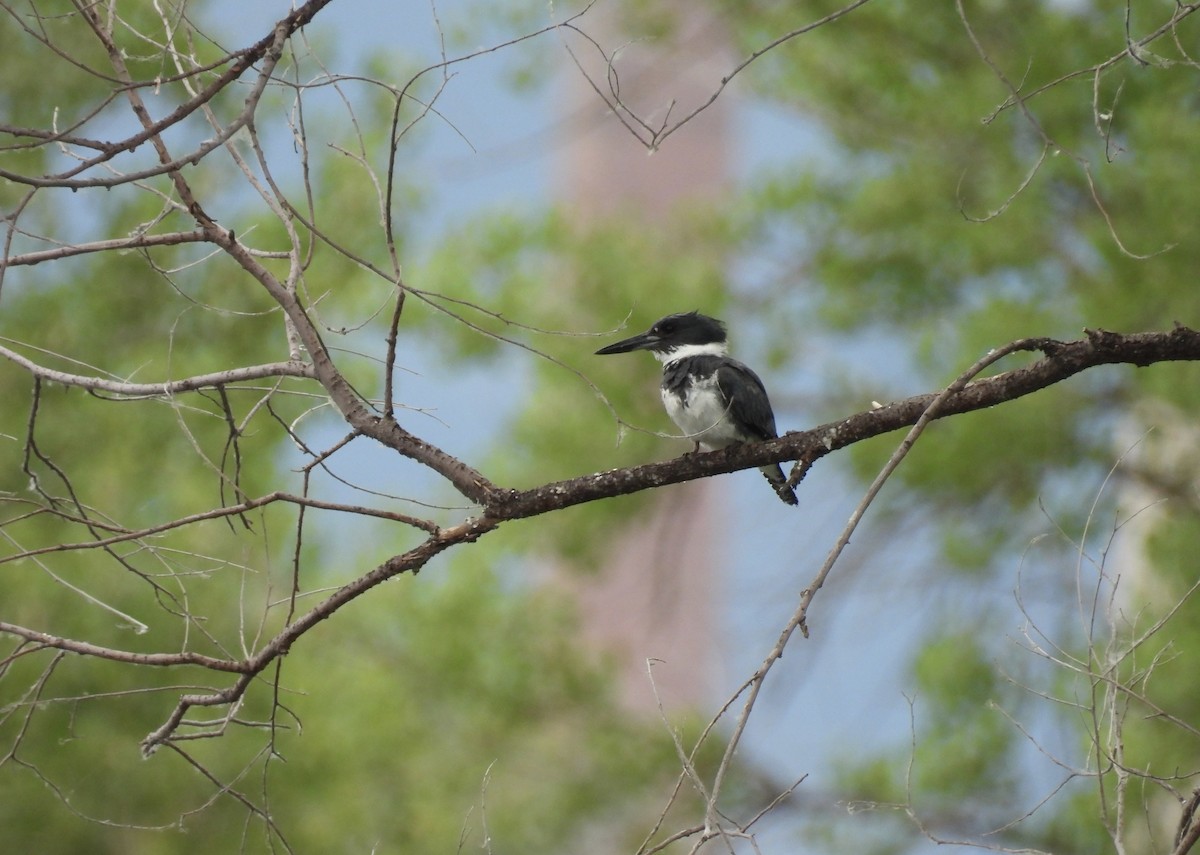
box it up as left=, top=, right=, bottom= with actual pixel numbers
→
left=716, top=360, right=779, bottom=441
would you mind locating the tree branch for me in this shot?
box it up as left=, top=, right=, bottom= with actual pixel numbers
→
left=0, top=0, right=336, bottom=189
left=0, top=622, right=245, bottom=672
left=0, top=230, right=209, bottom=267
left=485, top=326, right=1200, bottom=519
left=0, top=344, right=316, bottom=397
left=5, top=325, right=1197, bottom=757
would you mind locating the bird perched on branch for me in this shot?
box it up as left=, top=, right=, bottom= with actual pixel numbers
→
left=596, top=311, right=798, bottom=506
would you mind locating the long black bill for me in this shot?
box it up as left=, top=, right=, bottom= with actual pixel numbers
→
left=595, top=331, right=659, bottom=355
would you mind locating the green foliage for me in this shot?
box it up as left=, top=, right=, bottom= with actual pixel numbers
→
left=722, top=0, right=1200, bottom=557
left=909, top=633, right=1015, bottom=794
left=1113, top=511, right=1200, bottom=773
left=0, top=559, right=700, bottom=854
left=271, top=563, right=692, bottom=854
left=1, top=4, right=717, bottom=852
left=8, top=0, right=1200, bottom=851
left=710, top=0, right=1200, bottom=850
left=403, top=0, right=1200, bottom=847
left=837, top=632, right=1015, bottom=804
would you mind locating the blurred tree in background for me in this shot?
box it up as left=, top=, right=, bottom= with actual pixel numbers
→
left=3, top=0, right=1200, bottom=853
left=422, top=0, right=1200, bottom=851
left=0, top=2, right=731, bottom=852
left=714, top=1, right=1200, bottom=852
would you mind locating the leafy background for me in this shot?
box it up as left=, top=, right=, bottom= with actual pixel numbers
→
left=2, top=0, right=1200, bottom=852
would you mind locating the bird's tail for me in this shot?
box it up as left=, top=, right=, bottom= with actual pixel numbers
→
left=760, top=464, right=799, bottom=506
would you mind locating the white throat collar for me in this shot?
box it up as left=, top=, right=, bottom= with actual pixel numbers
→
left=655, top=341, right=729, bottom=364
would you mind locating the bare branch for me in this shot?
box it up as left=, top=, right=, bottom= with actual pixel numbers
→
left=0, top=230, right=207, bottom=266
left=0, top=0, right=337, bottom=189
left=0, top=489, right=439, bottom=569
left=984, top=1, right=1200, bottom=121
left=0, top=622, right=243, bottom=672
left=560, top=0, right=877, bottom=151
left=0, top=343, right=316, bottom=397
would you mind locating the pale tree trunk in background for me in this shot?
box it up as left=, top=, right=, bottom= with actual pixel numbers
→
left=557, top=5, right=734, bottom=712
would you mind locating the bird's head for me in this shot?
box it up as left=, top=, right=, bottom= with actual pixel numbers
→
left=595, top=311, right=728, bottom=360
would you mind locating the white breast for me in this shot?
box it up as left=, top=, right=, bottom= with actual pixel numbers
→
left=661, top=375, right=743, bottom=450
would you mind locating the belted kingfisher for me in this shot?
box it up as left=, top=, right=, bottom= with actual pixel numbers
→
left=596, top=311, right=799, bottom=506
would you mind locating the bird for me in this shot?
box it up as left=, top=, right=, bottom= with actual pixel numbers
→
left=596, top=311, right=798, bottom=506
